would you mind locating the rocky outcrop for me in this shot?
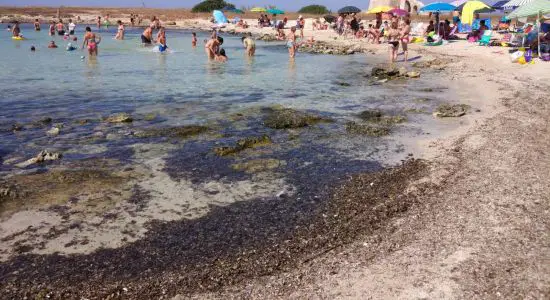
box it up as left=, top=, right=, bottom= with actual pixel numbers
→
left=433, top=104, right=470, bottom=118
left=264, top=108, right=332, bottom=129
left=214, top=135, right=272, bottom=156
left=298, top=42, right=362, bottom=55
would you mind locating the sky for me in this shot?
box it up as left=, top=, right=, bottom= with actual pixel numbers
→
left=0, top=0, right=391, bottom=12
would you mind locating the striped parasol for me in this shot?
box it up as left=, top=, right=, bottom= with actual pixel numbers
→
left=502, top=0, right=534, bottom=9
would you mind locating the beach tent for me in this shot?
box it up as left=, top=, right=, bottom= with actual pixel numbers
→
left=492, top=0, right=511, bottom=9
left=461, top=1, right=493, bottom=24
left=508, top=0, right=550, bottom=56
left=213, top=10, right=228, bottom=24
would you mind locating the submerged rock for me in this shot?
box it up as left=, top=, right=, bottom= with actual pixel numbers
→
left=433, top=104, right=470, bottom=118
left=358, top=110, right=383, bottom=121
left=264, top=108, right=332, bottom=129
left=106, top=113, right=133, bottom=123
left=15, top=150, right=62, bottom=168
left=214, top=135, right=272, bottom=156
left=231, top=159, right=285, bottom=173
left=358, top=110, right=407, bottom=125
left=412, top=58, right=445, bottom=69
left=135, top=125, right=208, bottom=139
left=345, top=122, right=390, bottom=137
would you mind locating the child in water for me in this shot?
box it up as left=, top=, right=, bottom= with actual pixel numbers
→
left=192, top=32, right=197, bottom=47
left=157, top=27, right=168, bottom=52
left=12, top=21, right=21, bottom=37
left=215, top=48, right=227, bottom=62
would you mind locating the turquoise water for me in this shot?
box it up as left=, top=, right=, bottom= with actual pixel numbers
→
left=0, top=24, right=452, bottom=174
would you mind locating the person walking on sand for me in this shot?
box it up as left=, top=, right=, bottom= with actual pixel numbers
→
left=241, top=34, right=256, bottom=56
left=287, top=26, right=298, bottom=58
left=115, top=20, right=124, bottom=40
left=400, top=19, right=411, bottom=62
left=34, top=19, right=41, bottom=31
left=387, top=21, right=400, bottom=63
left=141, top=26, right=153, bottom=45
left=205, top=36, right=222, bottom=60
left=82, top=26, right=101, bottom=57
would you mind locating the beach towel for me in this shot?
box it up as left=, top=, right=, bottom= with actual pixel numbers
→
left=479, top=30, right=493, bottom=46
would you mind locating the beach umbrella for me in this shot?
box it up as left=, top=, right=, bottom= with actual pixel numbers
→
left=267, top=8, right=285, bottom=15
left=509, top=0, right=550, bottom=57
left=323, top=15, right=336, bottom=23
left=461, top=1, right=493, bottom=24
left=419, top=2, right=457, bottom=12
left=388, top=8, right=410, bottom=16
left=366, top=6, right=395, bottom=13
left=492, top=0, right=510, bottom=9
left=250, top=7, right=267, bottom=12
left=231, top=9, right=244, bottom=14
left=451, top=0, right=469, bottom=7
left=338, top=6, right=362, bottom=14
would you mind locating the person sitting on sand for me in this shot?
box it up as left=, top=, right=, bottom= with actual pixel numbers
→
left=241, top=34, right=256, bottom=56
left=205, top=36, right=222, bottom=59
left=48, top=40, right=58, bottom=48
left=287, top=26, right=298, bottom=58
left=34, top=19, right=41, bottom=31
left=12, top=21, right=21, bottom=37
left=157, top=27, right=168, bottom=53
left=82, top=26, right=101, bottom=56
left=467, top=20, right=488, bottom=41
left=192, top=32, right=197, bottom=47
left=425, top=20, right=435, bottom=36
left=141, top=26, right=153, bottom=45
left=215, top=48, right=228, bottom=62
left=115, top=20, right=124, bottom=40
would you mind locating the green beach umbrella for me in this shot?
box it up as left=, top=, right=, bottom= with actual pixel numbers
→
left=231, top=9, right=245, bottom=14
left=250, top=7, right=267, bottom=12
left=508, top=0, right=550, bottom=59
left=267, top=8, right=285, bottom=15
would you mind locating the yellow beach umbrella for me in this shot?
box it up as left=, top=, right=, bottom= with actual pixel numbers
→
left=461, top=1, right=490, bottom=25
left=366, top=6, right=394, bottom=14
left=250, top=7, right=267, bottom=12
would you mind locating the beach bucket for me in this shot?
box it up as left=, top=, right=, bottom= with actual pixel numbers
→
left=510, top=51, right=524, bottom=63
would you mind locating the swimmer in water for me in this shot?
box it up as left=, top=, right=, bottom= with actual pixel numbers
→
left=141, top=26, right=153, bottom=45
left=115, top=20, right=124, bottom=40
left=82, top=26, right=101, bottom=56
left=241, top=34, right=256, bottom=56
left=12, top=21, right=21, bottom=37
left=157, top=27, right=168, bottom=52
left=192, top=32, right=197, bottom=47
left=48, top=40, right=58, bottom=48
left=215, top=48, right=227, bottom=62
left=34, top=19, right=41, bottom=31
left=204, top=36, right=222, bottom=60
left=31, top=46, right=36, bottom=51
left=66, top=42, right=77, bottom=51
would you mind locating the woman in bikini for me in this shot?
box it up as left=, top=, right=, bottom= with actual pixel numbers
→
left=387, top=21, right=400, bottom=63
left=115, top=20, right=124, bottom=40
left=82, top=26, right=101, bottom=56
left=400, top=19, right=411, bottom=63
left=287, top=26, right=297, bottom=58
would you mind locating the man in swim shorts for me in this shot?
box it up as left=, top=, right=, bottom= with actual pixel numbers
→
left=82, top=26, right=101, bottom=56
left=241, top=34, right=256, bottom=56
left=68, top=19, right=76, bottom=35
left=205, top=36, right=222, bottom=59
left=141, top=26, right=153, bottom=45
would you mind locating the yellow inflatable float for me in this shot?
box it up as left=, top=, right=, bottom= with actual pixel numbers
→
left=12, top=36, right=25, bottom=40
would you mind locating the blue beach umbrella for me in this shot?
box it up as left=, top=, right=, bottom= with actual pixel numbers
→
left=419, top=2, right=458, bottom=12
left=267, top=8, right=285, bottom=15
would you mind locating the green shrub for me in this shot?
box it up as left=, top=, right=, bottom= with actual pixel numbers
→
left=192, top=0, right=235, bottom=13
left=297, top=4, right=329, bottom=14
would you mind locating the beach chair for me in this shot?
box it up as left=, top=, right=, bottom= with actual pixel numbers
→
left=479, top=30, right=493, bottom=46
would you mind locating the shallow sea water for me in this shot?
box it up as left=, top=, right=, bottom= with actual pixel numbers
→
left=1, top=24, right=455, bottom=178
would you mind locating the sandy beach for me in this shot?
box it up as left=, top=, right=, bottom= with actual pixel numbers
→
left=0, top=6, right=549, bottom=299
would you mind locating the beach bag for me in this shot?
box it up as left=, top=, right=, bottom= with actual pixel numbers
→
left=510, top=51, right=524, bottom=63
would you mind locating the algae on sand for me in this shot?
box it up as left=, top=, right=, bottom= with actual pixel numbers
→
left=135, top=125, right=209, bottom=139
left=263, top=108, right=332, bottom=129
left=231, top=159, right=286, bottom=173
left=345, top=122, right=390, bottom=137
left=433, top=104, right=470, bottom=118
left=214, top=135, right=272, bottom=156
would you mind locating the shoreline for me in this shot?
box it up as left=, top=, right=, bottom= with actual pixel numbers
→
left=1, top=10, right=549, bottom=300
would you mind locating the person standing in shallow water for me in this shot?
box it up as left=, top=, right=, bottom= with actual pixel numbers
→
left=82, top=26, right=101, bottom=57
left=287, top=26, right=297, bottom=58
left=96, top=16, right=101, bottom=30
left=115, top=20, right=124, bottom=40
left=34, top=19, right=40, bottom=31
